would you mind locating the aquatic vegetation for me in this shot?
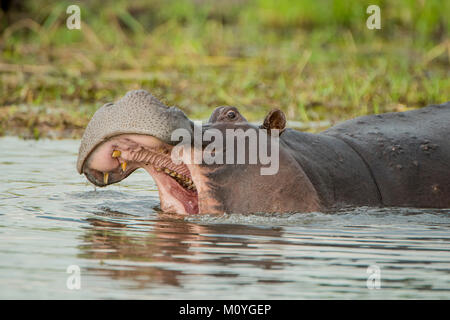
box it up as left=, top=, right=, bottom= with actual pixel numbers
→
left=0, top=0, right=448, bottom=138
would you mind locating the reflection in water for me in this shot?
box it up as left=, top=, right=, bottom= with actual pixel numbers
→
left=80, top=210, right=285, bottom=289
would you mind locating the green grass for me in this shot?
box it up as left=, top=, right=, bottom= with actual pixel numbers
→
left=0, top=0, right=448, bottom=138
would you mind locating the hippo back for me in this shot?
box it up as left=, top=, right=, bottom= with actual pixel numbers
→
left=323, top=102, right=450, bottom=208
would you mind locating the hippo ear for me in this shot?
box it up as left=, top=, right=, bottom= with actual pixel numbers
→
left=261, top=109, right=286, bottom=135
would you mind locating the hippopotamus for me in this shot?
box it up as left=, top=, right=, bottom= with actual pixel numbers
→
left=77, top=90, right=450, bottom=214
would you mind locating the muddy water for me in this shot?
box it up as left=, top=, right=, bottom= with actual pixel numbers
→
left=1, top=136, right=449, bottom=299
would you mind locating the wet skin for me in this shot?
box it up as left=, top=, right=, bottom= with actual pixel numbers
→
left=77, top=90, right=450, bottom=214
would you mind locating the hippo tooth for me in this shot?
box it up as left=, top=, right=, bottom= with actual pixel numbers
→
left=164, top=168, right=170, bottom=174
left=170, top=172, right=176, bottom=177
left=112, top=150, right=121, bottom=158
left=103, top=172, right=109, bottom=184
left=121, top=162, right=127, bottom=172
left=156, top=167, right=162, bottom=172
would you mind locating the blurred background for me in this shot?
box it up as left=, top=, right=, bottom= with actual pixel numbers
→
left=0, top=0, right=448, bottom=138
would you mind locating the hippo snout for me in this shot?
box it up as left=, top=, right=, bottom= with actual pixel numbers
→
left=76, top=90, right=193, bottom=175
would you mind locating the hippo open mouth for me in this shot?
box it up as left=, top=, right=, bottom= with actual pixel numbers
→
left=82, top=133, right=200, bottom=214
left=76, top=90, right=208, bottom=214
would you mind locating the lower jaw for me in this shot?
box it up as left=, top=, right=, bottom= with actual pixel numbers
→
left=143, top=165, right=199, bottom=215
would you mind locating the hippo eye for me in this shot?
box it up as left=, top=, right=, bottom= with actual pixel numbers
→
left=227, top=110, right=236, bottom=120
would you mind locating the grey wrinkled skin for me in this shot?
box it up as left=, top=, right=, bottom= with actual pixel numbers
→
left=76, top=90, right=193, bottom=174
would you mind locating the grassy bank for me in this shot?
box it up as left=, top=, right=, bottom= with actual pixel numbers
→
left=0, top=0, right=448, bottom=138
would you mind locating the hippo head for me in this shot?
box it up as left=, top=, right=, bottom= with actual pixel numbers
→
left=77, top=90, right=320, bottom=214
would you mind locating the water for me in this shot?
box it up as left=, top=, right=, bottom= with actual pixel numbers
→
left=1, top=136, right=449, bottom=299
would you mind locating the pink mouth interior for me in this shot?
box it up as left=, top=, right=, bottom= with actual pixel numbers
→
left=145, top=166, right=199, bottom=214
left=85, top=134, right=199, bottom=215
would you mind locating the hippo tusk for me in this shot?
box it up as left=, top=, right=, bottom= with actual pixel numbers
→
left=103, top=172, right=109, bottom=184
left=112, top=150, right=121, bottom=158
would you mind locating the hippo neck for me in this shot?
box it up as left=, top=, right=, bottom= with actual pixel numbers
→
left=280, top=129, right=382, bottom=209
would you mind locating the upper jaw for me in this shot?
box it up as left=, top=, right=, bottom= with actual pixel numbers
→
left=77, top=89, right=193, bottom=175
left=83, top=133, right=194, bottom=182
left=82, top=134, right=169, bottom=185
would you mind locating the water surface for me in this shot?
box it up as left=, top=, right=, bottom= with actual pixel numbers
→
left=1, top=137, right=449, bottom=299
